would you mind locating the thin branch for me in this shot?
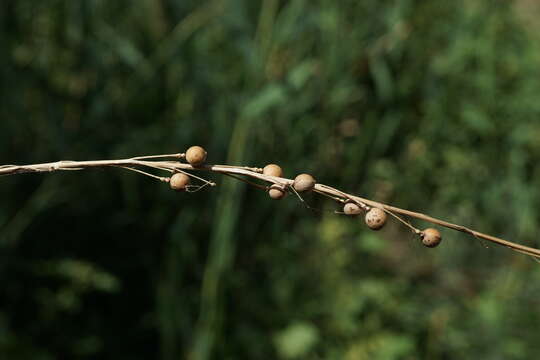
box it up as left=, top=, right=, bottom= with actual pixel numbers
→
left=1, top=153, right=539, bottom=258
left=113, top=166, right=169, bottom=182
left=132, top=153, right=185, bottom=160
left=174, top=169, right=217, bottom=187
left=223, top=173, right=268, bottom=190
left=385, top=210, right=421, bottom=235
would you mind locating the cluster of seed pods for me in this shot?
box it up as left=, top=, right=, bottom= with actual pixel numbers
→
left=169, top=146, right=442, bottom=248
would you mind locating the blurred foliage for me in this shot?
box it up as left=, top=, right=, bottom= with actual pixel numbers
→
left=1, top=0, right=540, bottom=359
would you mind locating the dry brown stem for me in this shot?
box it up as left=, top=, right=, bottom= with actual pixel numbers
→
left=1, top=152, right=539, bottom=259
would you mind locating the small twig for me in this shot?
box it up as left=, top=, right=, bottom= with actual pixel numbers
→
left=174, top=169, right=216, bottom=187
left=287, top=184, right=323, bottom=213
left=213, top=164, right=263, bottom=173
left=186, top=182, right=214, bottom=193
left=114, top=166, right=169, bottom=182
left=313, top=188, right=347, bottom=203
left=132, top=153, right=185, bottom=160
left=384, top=209, right=421, bottom=234
left=223, top=173, right=267, bottom=191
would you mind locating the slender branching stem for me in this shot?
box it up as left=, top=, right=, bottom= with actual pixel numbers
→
left=1, top=153, right=539, bottom=259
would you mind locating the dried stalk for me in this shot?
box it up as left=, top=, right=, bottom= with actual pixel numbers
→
left=1, top=153, right=539, bottom=259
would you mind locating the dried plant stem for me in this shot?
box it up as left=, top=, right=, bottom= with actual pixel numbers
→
left=1, top=154, right=539, bottom=258
left=113, top=166, right=170, bottom=182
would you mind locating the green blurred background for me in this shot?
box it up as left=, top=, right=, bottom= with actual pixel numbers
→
left=2, top=0, right=540, bottom=359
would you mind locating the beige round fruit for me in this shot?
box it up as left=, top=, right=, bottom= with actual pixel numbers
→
left=293, top=173, right=316, bottom=192
left=365, top=208, right=387, bottom=230
left=263, top=164, right=283, bottom=177
left=421, top=228, right=442, bottom=248
left=169, top=173, right=190, bottom=191
left=343, top=201, right=362, bottom=216
left=185, top=146, right=207, bottom=166
left=268, top=184, right=287, bottom=200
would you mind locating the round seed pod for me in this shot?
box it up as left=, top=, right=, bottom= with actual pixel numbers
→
left=268, top=184, right=287, bottom=200
left=293, top=173, right=316, bottom=192
left=365, top=208, right=387, bottom=230
left=263, top=164, right=283, bottom=177
left=169, top=173, right=190, bottom=191
left=343, top=201, right=362, bottom=216
left=421, top=228, right=442, bottom=248
left=185, top=146, right=207, bottom=166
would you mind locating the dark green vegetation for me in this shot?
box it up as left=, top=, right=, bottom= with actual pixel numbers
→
left=2, top=0, right=540, bottom=359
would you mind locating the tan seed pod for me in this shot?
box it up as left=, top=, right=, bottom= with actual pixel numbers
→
left=185, top=145, right=207, bottom=166
left=169, top=173, right=190, bottom=191
left=268, top=184, right=287, bottom=200
left=293, top=173, right=316, bottom=192
left=365, top=208, right=387, bottom=230
left=263, top=164, right=283, bottom=177
left=421, top=228, right=442, bottom=248
left=343, top=201, right=362, bottom=216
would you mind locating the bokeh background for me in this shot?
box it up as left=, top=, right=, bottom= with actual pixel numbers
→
left=2, top=0, right=540, bottom=359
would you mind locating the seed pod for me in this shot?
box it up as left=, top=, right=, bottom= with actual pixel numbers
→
left=185, top=146, right=207, bottom=166
left=268, top=184, right=287, bottom=200
left=293, top=173, right=316, bottom=192
left=263, top=164, right=283, bottom=177
left=343, top=201, right=362, bottom=216
left=421, top=228, right=442, bottom=248
left=169, top=173, right=190, bottom=191
left=365, top=208, right=387, bottom=230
